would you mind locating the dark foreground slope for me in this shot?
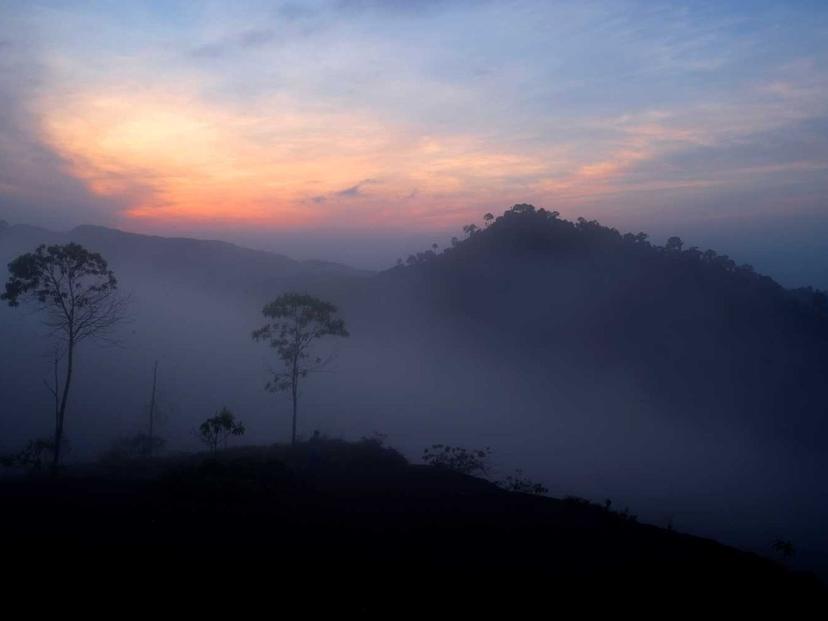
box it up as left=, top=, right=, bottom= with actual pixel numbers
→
left=0, top=440, right=823, bottom=610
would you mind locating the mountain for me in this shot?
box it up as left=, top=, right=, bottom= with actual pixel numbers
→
left=2, top=207, right=828, bottom=577
left=358, top=205, right=828, bottom=451
left=0, top=222, right=369, bottom=298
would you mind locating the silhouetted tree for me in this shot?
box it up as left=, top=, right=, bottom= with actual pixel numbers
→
left=510, top=203, right=535, bottom=215
left=665, top=236, right=684, bottom=253
left=772, top=539, right=795, bottom=561
left=483, top=212, right=494, bottom=226
left=199, top=407, right=245, bottom=454
left=252, top=293, right=349, bottom=445
left=2, top=243, right=127, bottom=473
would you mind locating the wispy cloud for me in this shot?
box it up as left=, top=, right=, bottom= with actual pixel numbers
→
left=192, top=28, right=277, bottom=59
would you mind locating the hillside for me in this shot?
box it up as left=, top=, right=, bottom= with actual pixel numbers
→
left=358, top=205, right=828, bottom=451
left=0, top=439, right=823, bottom=610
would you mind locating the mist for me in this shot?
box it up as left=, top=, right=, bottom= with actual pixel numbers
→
left=3, top=211, right=827, bottom=581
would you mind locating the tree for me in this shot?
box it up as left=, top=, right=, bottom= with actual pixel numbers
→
left=199, top=407, right=245, bottom=454
left=665, top=236, right=684, bottom=253
left=252, top=293, right=349, bottom=445
left=2, top=243, right=127, bottom=474
left=510, top=203, right=536, bottom=215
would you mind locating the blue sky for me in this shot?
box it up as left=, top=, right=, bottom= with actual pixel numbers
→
left=0, top=1, right=826, bottom=279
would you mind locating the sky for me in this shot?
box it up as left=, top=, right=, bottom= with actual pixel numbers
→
left=0, top=1, right=827, bottom=278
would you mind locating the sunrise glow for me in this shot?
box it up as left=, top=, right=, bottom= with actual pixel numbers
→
left=1, top=1, right=827, bottom=238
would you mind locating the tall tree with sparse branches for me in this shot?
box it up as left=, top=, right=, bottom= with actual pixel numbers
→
left=252, top=293, right=348, bottom=445
left=2, top=243, right=128, bottom=473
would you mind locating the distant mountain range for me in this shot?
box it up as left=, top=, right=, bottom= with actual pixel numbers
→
left=0, top=222, right=369, bottom=298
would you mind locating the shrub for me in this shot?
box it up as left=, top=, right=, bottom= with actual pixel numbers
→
left=497, top=469, right=548, bottom=495
left=422, top=444, right=492, bottom=476
left=0, top=438, right=55, bottom=473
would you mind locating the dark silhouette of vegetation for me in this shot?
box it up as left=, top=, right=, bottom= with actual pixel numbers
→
left=773, top=539, right=796, bottom=561
left=0, top=437, right=822, bottom=610
left=273, top=433, right=408, bottom=472
left=2, top=243, right=127, bottom=474
left=199, top=407, right=246, bottom=454
left=497, top=469, right=548, bottom=495
left=421, top=444, right=492, bottom=476
left=0, top=438, right=55, bottom=473
left=252, top=293, right=349, bottom=445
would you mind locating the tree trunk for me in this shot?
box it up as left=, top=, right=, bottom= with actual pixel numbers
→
left=148, top=360, right=158, bottom=458
left=291, top=357, right=299, bottom=446
left=52, top=338, right=74, bottom=476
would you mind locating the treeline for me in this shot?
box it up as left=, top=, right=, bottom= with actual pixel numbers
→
left=398, top=204, right=827, bottom=317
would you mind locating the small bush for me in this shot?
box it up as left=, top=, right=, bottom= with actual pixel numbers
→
left=497, top=469, right=548, bottom=495
left=422, top=444, right=492, bottom=476
left=273, top=433, right=408, bottom=472
left=0, top=438, right=55, bottom=473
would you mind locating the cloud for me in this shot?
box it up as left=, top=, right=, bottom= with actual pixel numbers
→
left=192, top=28, right=277, bottom=59
left=1, top=0, right=828, bottom=239
left=335, top=178, right=378, bottom=198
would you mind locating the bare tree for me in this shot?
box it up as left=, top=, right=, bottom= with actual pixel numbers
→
left=252, top=293, right=348, bottom=445
left=2, top=242, right=128, bottom=473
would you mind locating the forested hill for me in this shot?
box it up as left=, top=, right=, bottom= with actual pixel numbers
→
left=364, top=204, right=828, bottom=453
left=391, top=203, right=827, bottom=320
